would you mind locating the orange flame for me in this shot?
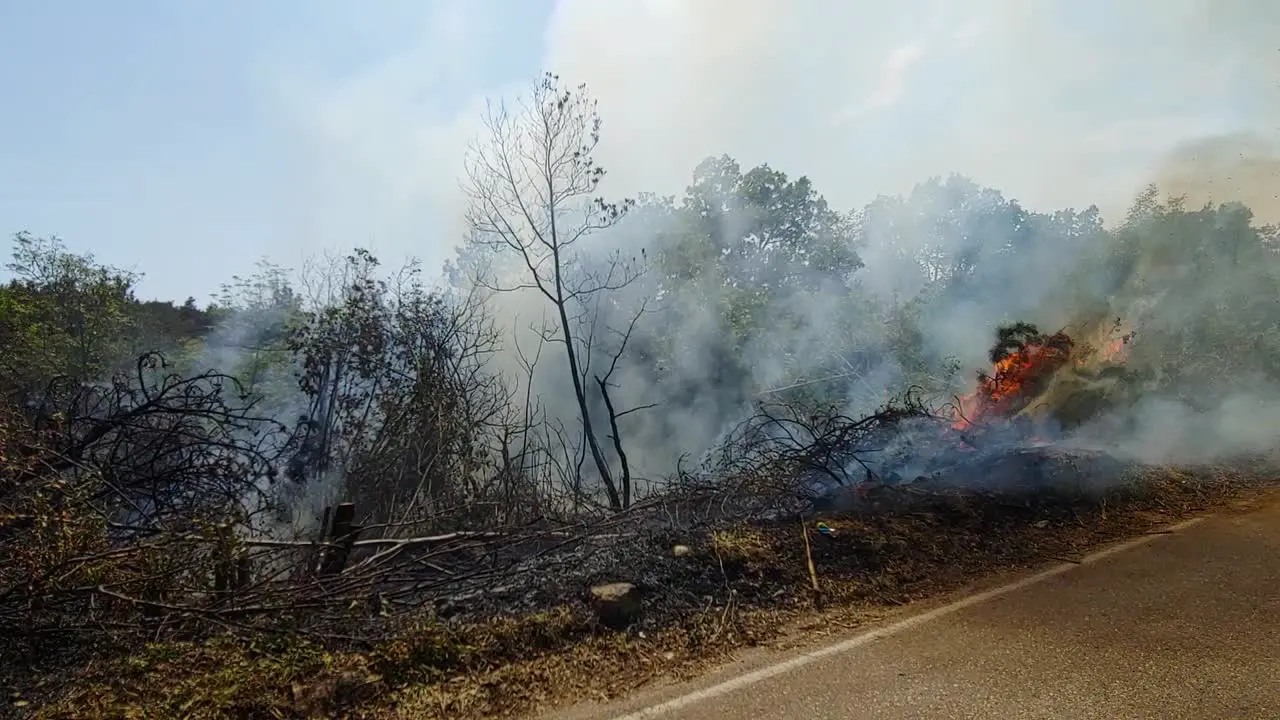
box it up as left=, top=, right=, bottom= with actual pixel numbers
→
left=952, top=333, right=1074, bottom=430
left=1101, top=333, right=1134, bottom=363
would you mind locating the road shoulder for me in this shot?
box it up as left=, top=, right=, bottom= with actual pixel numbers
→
left=548, top=487, right=1280, bottom=720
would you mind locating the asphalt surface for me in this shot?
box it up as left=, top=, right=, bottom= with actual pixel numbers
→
left=553, top=494, right=1280, bottom=720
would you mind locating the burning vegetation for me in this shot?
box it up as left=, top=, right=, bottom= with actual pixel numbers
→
left=693, top=317, right=1164, bottom=522
left=944, top=316, right=1141, bottom=438
left=951, top=322, right=1076, bottom=430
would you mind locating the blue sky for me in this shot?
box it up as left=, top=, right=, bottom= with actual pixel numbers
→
left=0, top=0, right=551, bottom=302
left=2, top=0, right=1275, bottom=303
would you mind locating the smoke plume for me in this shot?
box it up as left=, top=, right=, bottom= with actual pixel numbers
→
left=268, top=1, right=1280, bottom=497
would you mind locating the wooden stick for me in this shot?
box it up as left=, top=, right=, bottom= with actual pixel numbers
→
left=801, top=520, right=819, bottom=593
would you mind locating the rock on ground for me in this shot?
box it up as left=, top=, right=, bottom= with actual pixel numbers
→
left=588, top=582, right=644, bottom=629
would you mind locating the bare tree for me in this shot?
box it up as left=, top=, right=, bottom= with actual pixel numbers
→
left=462, top=72, right=646, bottom=511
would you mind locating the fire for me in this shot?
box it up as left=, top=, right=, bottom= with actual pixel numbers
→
left=1094, top=317, right=1134, bottom=364
left=951, top=319, right=1138, bottom=431
left=952, top=328, right=1074, bottom=430
left=1101, top=332, right=1134, bottom=363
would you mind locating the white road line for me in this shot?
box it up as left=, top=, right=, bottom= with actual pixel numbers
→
left=611, top=516, right=1207, bottom=720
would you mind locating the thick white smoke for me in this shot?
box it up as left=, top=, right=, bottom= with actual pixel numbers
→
left=275, top=1, right=1279, bottom=267
left=267, top=0, right=1280, bottom=492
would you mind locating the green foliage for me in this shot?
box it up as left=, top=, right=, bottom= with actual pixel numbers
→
left=0, top=233, right=222, bottom=404
left=634, top=156, right=868, bottom=410
left=1098, top=194, right=1280, bottom=401
left=207, top=259, right=304, bottom=395
left=665, top=155, right=863, bottom=290
left=0, top=234, right=139, bottom=397
left=283, top=249, right=506, bottom=525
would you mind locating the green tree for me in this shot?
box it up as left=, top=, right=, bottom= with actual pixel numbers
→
left=1106, top=196, right=1280, bottom=399
left=208, top=259, right=303, bottom=396
left=662, top=155, right=862, bottom=291
left=637, top=156, right=866, bottom=412
left=285, top=249, right=516, bottom=529
left=0, top=233, right=138, bottom=401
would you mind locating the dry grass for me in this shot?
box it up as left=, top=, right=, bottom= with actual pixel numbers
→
left=22, top=465, right=1276, bottom=720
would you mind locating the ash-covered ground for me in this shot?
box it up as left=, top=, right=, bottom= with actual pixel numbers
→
left=414, top=434, right=1201, bottom=629
left=338, top=321, right=1274, bottom=639
left=402, top=322, right=1267, bottom=631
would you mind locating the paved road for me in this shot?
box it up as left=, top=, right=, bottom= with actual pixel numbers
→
left=553, top=493, right=1280, bottom=720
